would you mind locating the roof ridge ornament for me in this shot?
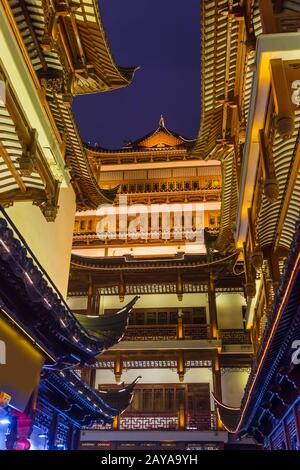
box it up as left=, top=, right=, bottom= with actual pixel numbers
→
left=159, top=115, right=165, bottom=128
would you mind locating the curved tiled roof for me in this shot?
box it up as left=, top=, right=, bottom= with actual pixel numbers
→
left=40, top=370, right=139, bottom=426
left=257, top=110, right=300, bottom=250
left=0, top=206, right=139, bottom=364
left=190, top=0, right=254, bottom=252
left=75, top=296, right=140, bottom=349
left=6, top=0, right=136, bottom=209
left=214, top=219, right=300, bottom=435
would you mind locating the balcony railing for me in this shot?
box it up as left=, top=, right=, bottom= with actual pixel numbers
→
left=124, top=325, right=177, bottom=341
left=184, top=325, right=211, bottom=340
left=219, top=329, right=251, bottom=345
left=120, top=412, right=179, bottom=431
left=90, top=411, right=217, bottom=431
left=275, top=12, right=300, bottom=33
left=123, top=324, right=211, bottom=341
left=186, top=412, right=217, bottom=431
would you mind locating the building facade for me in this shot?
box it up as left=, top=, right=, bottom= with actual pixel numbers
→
left=0, top=0, right=299, bottom=452
left=69, top=0, right=300, bottom=451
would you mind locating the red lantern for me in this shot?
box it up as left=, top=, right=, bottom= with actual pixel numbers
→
left=15, top=437, right=31, bottom=450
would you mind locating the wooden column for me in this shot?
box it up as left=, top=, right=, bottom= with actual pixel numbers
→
left=118, top=272, right=125, bottom=302
left=212, top=353, right=223, bottom=430
left=87, top=273, right=93, bottom=314
left=212, top=353, right=222, bottom=402
left=87, top=277, right=100, bottom=315
left=114, top=353, right=123, bottom=384
left=81, top=367, right=91, bottom=385
left=208, top=272, right=218, bottom=338
left=178, top=403, right=186, bottom=430
left=90, top=368, right=96, bottom=389
left=177, top=350, right=185, bottom=382
left=81, top=367, right=96, bottom=388
left=112, top=416, right=120, bottom=430
left=176, top=271, right=183, bottom=302
left=177, top=309, right=184, bottom=339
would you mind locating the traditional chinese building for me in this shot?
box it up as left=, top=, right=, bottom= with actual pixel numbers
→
left=68, top=120, right=253, bottom=450
left=68, top=0, right=300, bottom=451
left=197, top=0, right=300, bottom=451
left=0, top=0, right=300, bottom=453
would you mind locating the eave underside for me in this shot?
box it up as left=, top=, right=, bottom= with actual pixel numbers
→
left=215, top=222, right=300, bottom=435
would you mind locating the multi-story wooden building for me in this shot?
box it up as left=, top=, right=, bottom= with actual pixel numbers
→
left=68, top=118, right=252, bottom=451
left=0, top=0, right=300, bottom=453
left=69, top=0, right=300, bottom=451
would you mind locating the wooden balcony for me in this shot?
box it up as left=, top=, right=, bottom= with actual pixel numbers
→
left=123, top=324, right=211, bottom=341
left=219, top=329, right=251, bottom=345
left=259, top=1, right=300, bottom=34
left=123, top=325, right=252, bottom=345
left=90, top=411, right=217, bottom=432
left=274, top=12, right=300, bottom=33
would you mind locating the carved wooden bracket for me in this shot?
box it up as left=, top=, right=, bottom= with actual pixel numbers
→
left=18, top=128, right=38, bottom=176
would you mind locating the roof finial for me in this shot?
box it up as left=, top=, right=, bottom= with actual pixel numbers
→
left=159, top=115, right=165, bottom=128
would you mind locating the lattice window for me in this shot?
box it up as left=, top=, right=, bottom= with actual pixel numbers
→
left=119, top=414, right=178, bottom=431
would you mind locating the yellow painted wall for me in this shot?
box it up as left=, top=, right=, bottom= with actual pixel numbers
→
left=6, top=186, right=76, bottom=298
left=99, top=293, right=209, bottom=319
left=216, top=293, right=245, bottom=329
left=221, top=369, right=250, bottom=407
left=67, top=293, right=209, bottom=320
left=0, top=314, right=44, bottom=412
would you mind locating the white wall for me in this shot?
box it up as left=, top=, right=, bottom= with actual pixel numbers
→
left=7, top=186, right=76, bottom=298
left=216, top=293, right=245, bottom=329
left=221, top=369, right=250, bottom=407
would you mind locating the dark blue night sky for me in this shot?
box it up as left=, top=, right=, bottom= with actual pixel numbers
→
left=72, top=0, right=200, bottom=149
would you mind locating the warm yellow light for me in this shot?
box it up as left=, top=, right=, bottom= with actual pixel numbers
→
left=0, top=307, right=55, bottom=362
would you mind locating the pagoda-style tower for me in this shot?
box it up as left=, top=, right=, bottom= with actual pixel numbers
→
left=74, top=116, right=221, bottom=258
left=67, top=119, right=253, bottom=451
